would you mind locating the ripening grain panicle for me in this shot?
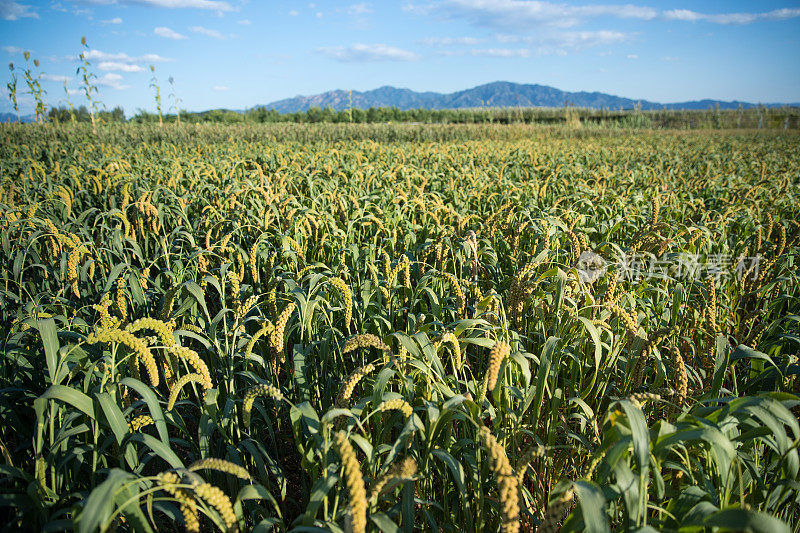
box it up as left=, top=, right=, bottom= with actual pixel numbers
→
left=703, top=276, right=718, bottom=376
left=87, top=328, right=159, bottom=386
left=192, top=481, right=238, bottom=532
left=116, top=276, right=128, bottom=323
left=539, top=489, right=575, bottom=533
left=167, top=373, right=208, bottom=410
left=437, top=331, right=462, bottom=368
left=442, top=272, right=465, bottom=318
left=334, top=431, right=367, bottom=533
left=369, top=457, right=417, bottom=503
left=126, top=317, right=175, bottom=347
left=479, top=426, right=520, bottom=533
left=328, top=276, right=353, bottom=327
left=128, top=414, right=154, bottom=432
left=342, top=334, right=389, bottom=354
left=242, top=383, right=284, bottom=427
left=189, top=458, right=251, bottom=481
left=486, top=341, right=511, bottom=392
left=336, top=363, right=376, bottom=407
left=606, top=302, right=638, bottom=339
left=157, top=472, right=200, bottom=533
left=270, top=302, right=295, bottom=358
left=377, top=398, right=413, bottom=418
left=649, top=193, right=660, bottom=227
left=167, top=345, right=212, bottom=389
left=244, top=320, right=275, bottom=359
left=227, top=268, right=241, bottom=312
left=67, top=244, right=86, bottom=297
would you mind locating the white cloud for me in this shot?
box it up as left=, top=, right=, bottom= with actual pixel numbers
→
left=41, top=73, right=70, bottom=82
left=662, top=9, right=702, bottom=22
left=627, top=53, right=637, bottom=59
left=288, top=9, right=299, bottom=16
left=190, top=25, right=224, bottom=38
left=102, top=16, right=123, bottom=24
left=1, top=0, right=38, bottom=20
left=348, top=3, right=371, bottom=15
left=139, top=0, right=231, bottom=7
left=418, top=36, right=483, bottom=46
left=138, top=53, right=172, bottom=62
left=661, top=56, right=679, bottom=62
left=545, top=30, right=628, bottom=49
left=155, top=26, right=188, bottom=39
left=317, top=43, right=418, bottom=62
left=96, top=73, right=129, bottom=89
left=3, top=45, right=25, bottom=55
left=495, top=30, right=630, bottom=53
left=80, top=49, right=173, bottom=73
left=420, top=1, right=800, bottom=31
left=316, top=11, right=322, bottom=17
left=237, top=18, right=250, bottom=24
left=213, top=85, right=228, bottom=91
left=663, top=7, right=800, bottom=25
left=77, top=0, right=232, bottom=10
left=82, top=49, right=172, bottom=63
left=430, top=0, right=657, bottom=30
left=471, top=48, right=530, bottom=57
left=433, top=49, right=463, bottom=56
left=402, top=3, right=430, bottom=15
left=98, top=61, right=145, bottom=72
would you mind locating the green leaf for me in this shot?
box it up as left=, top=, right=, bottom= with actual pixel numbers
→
left=617, top=400, right=649, bottom=475
left=120, top=378, right=169, bottom=443
left=96, top=392, right=138, bottom=469
left=370, top=512, right=401, bottom=533
left=127, top=433, right=184, bottom=469
left=300, top=466, right=338, bottom=526
left=41, top=385, right=95, bottom=419
left=36, top=318, right=60, bottom=385
left=729, top=344, right=777, bottom=367
left=710, top=334, right=730, bottom=396
left=96, top=392, right=128, bottom=444
left=115, top=482, right=153, bottom=533
left=76, top=469, right=134, bottom=533
left=573, top=480, right=610, bottom=533
left=530, top=336, right=556, bottom=430
left=703, top=508, right=790, bottom=533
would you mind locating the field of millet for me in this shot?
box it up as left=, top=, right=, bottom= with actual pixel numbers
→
left=0, top=123, right=798, bottom=532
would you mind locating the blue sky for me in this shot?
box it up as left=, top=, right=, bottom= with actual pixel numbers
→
left=2, top=0, right=799, bottom=115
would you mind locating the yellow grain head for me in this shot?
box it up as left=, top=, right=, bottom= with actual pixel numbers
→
left=333, top=431, right=367, bottom=533
left=342, top=334, right=389, bottom=354
left=377, top=398, right=413, bottom=418
left=242, top=383, right=284, bottom=427
left=192, top=481, right=238, bottom=532
left=328, top=277, right=353, bottom=328
left=486, top=341, right=511, bottom=392
left=336, top=363, right=376, bottom=408
left=188, top=458, right=251, bottom=481
left=167, top=373, right=208, bottom=410
left=116, top=276, right=128, bottom=323
left=478, top=427, right=519, bottom=533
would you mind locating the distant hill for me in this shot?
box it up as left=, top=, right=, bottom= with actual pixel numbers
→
left=258, top=81, right=797, bottom=113
left=0, top=112, right=35, bottom=123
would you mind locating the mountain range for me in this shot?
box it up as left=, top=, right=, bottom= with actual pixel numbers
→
left=2, top=82, right=796, bottom=122
left=259, top=81, right=797, bottom=113
left=0, top=113, right=35, bottom=123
